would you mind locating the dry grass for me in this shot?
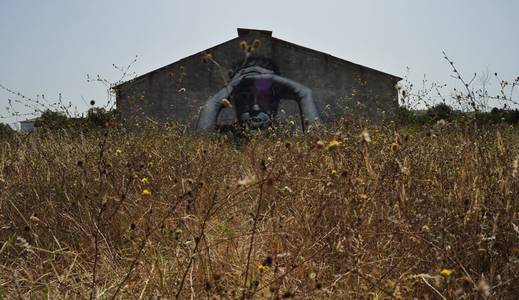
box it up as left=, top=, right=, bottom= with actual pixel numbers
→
left=1, top=121, right=518, bottom=299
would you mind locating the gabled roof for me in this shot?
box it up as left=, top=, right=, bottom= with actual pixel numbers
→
left=113, top=35, right=239, bottom=90
left=20, top=117, right=39, bottom=123
left=113, top=28, right=401, bottom=89
left=272, top=36, right=401, bottom=81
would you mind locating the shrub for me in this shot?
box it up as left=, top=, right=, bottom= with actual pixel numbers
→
left=0, top=122, right=15, bottom=138
left=34, top=110, right=69, bottom=130
left=85, top=107, right=118, bottom=128
left=426, top=103, right=454, bottom=121
left=1, top=123, right=517, bottom=298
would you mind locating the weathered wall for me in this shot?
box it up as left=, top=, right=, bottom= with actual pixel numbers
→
left=271, top=39, right=398, bottom=123
left=115, top=30, right=399, bottom=129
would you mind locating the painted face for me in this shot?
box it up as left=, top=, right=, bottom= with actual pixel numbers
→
left=233, top=77, right=278, bottom=130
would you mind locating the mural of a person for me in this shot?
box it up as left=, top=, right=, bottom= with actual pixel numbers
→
left=196, top=56, right=322, bottom=134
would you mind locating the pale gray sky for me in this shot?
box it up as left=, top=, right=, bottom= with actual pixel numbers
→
left=1, top=0, right=518, bottom=126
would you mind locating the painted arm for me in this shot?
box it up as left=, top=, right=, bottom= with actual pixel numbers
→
left=196, top=68, right=322, bottom=132
left=268, top=74, right=322, bottom=131
left=196, top=69, right=260, bottom=133
left=196, top=87, right=230, bottom=133
left=233, top=72, right=322, bottom=130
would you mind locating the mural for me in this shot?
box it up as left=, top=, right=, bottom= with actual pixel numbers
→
left=196, top=56, right=322, bottom=134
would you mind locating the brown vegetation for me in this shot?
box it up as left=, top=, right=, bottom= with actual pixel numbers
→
left=0, top=121, right=518, bottom=299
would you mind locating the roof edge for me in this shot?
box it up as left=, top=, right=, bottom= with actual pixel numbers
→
left=114, top=28, right=402, bottom=90
left=273, top=37, right=402, bottom=81
left=112, top=36, right=240, bottom=90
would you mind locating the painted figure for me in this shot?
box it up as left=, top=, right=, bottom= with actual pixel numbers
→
left=196, top=56, right=322, bottom=134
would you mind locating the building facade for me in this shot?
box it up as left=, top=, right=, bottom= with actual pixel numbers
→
left=114, top=28, right=401, bottom=130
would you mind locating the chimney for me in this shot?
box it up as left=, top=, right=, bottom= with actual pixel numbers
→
left=237, top=28, right=272, bottom=38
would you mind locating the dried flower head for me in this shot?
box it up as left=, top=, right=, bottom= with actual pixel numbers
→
left=237, top=174, right=256, bottom=186
left=512, top=155, right=518, bottom=178
left=361, top=128, right=371, bottom=143
left=201, top=52, right=213, bottom=63
left=221, top=98, right=232, bottom=108
left=477, top=275, right=491, bottom=297
left=438, top=119, right=447, bottom=126
left=239, top=40, right=248, bottom=51
left=252, top=39, right=261, bottom=49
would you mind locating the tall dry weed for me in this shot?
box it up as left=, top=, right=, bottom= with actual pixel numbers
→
left=0, top=122, right=518, bottom=299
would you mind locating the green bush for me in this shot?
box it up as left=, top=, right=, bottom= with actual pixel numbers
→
left=34, top=110, right=69, bottom=130
left=426, top=103, right=455, bottom=121
left=86, top=107, right=117, bottom=128
left=0, top=123, right=15, bottom=138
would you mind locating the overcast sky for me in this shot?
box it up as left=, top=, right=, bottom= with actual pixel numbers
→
left=1, top=0, right=518, bottom=126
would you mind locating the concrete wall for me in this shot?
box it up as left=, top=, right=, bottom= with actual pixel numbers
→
left=20, top=121, right=35, bottom=133
left=271, top=39, right=399, bottom=123
left=115, top=29, right=400, bottom=129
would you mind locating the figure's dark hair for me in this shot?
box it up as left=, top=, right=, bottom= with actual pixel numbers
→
left=231, top=56, right=280, bottom=78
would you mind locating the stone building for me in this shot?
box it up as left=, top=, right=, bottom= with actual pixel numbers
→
left=114, top=28, right=401, bottom=130
left=19, top=118, right=37, bottom=133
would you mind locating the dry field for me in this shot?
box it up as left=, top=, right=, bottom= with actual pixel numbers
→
left=0, top=122, right=518, bottom=299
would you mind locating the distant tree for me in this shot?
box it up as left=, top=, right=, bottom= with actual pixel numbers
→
left=0, top=123, right=15, bottom=138
left=485, top=108, right=519, bottom=124
left=86, top=107, right=117, bottom=128
left=396, top=106, right=418, bottom=124
left=34, top=110, right=69, bottom=130
left=426, top=103, right=454, bottom=121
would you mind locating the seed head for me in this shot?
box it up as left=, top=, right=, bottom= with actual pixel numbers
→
left=221, top=98, right=232, bottom=108
left=361, top=128, right=371, bottom=143
left=252, top=39, right=261, bottom=49
left=239, top=40, right=248, bottom=51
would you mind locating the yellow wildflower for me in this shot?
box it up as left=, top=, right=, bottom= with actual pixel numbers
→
left=326, top=139, right=342, bottom=151
left=142, top=189, right=151, bottom=196
left=257, top=264, right=266, bottom=272
left=115, top=149, right=123, bottom=156
left=330, top=169, right=337, bottom=176
left=440, top=269, right=452, bottom=277
left=140, top=177, right=149, bottom=184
